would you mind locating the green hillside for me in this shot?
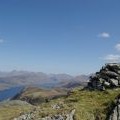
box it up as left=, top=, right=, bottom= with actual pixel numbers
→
left=0, top=87, right=120, bottom=120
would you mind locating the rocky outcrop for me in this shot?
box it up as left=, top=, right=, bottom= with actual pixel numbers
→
left=41, top=115, right=64, bottom=120
left=109, top=95, right=120, bottom=120
left=14, top=113, right=35, bottom=120
left=88, top=63, right=120, bottom=90
left=14, top=109, right=75, bottom=120
left=41, top=109, right=75, bottom=120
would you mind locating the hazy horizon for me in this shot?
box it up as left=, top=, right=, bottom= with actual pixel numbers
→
left=0, top=0, right=120, bottom=75
left=0, top=69, right=91, bottom=76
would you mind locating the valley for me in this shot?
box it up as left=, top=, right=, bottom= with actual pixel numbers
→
left=1, top=63, right=120, bottom=120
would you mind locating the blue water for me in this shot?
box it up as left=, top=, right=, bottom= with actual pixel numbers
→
left=0, top=82, right=59, bottom=102
left=0, top=86, right=24, bottom=101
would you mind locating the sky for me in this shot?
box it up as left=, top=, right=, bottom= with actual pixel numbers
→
left=0, top=0, right=120, bottom=75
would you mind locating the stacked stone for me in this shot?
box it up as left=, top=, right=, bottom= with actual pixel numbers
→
left=88, top=63, right=120, bottom=90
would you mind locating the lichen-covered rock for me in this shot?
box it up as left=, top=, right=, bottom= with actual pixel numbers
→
left=88, top=63, right=120, bottom=90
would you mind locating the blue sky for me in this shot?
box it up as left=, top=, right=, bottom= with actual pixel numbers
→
left=0, top=0, right=120, bottom=75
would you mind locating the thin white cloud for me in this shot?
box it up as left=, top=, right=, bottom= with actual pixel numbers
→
left=115, top=43, right=120, bottom=51
left=0, top=39, right=4, bottom=43
left=102, top=54, right=120, bottom=63
left=98, top=32, right=110, bottom=38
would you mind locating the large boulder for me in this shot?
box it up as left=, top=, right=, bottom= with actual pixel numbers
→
left=88, top=63, right=120, bottom=90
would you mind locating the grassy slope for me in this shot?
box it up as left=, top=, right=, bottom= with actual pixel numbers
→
left=36, top=88, right=120, bottom=120
left=18, top=87, right=68, bottom=98
left=0, top=105, right=33, bottom=120
left=0, top=87, right=120, bottom=120
left=71, top=88, right=118, bottom=120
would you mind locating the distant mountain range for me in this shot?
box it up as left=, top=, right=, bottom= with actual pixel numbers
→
left=0, top=71, right=89, bottom=90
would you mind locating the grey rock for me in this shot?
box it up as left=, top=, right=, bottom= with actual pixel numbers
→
left=109, top=106, right=118, bottom=120
left=13, top=112, right=35, bottom=120
left=110, top=79, right=119, bottom=86
left=40, top=109, right=75, bottom=120
left=105, top=71, right=119, bottom=78
left=41, top=115, right=64, bottom=120
left=66, top=109, right=75, bottom=120
left=104, top=81, right=110, bottom=87
left=109, top=95, right=120, bottom=120
left=14, top=109, right=75, bottom=120
left=51, top=104, right=61, bottom=109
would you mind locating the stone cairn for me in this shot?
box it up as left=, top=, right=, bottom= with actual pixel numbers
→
left=88, top=63, right=120, bottom=90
